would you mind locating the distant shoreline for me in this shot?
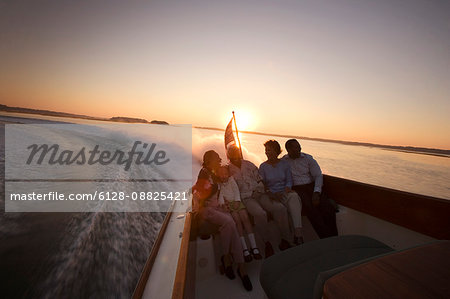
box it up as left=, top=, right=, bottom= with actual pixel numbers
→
left=1, top=104, right=448, bottom=158
left=380, top=148, right=450, bottom=158
left=0, top=104, right=168, bottom=125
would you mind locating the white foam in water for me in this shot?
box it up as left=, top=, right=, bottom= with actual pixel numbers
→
left=5, top=123, right=192, bottom=212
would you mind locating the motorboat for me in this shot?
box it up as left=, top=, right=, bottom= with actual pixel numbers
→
left=133, top=174, right=450, bottom=298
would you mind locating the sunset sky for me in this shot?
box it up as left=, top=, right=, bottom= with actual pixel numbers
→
left=1, top=0, right=449, bottom=149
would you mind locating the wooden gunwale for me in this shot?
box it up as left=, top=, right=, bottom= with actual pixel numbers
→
left=171, top=212, right=194, bottom=299
left=132, top=208, right=174, bottom=299
left=323, top=174, right=450, bottom=239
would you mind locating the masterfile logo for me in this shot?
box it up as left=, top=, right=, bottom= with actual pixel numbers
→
left=5, top=123, right=192, bottom=212
left=26, top=141, right=170, bottom=170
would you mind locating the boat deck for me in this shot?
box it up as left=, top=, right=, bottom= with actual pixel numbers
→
left=195, top=216, right=320, bottom=299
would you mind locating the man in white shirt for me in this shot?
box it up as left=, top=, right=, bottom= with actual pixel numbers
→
left=284, top=139, right=338, bottom=238
left=227, top=146, right=293, bottom=256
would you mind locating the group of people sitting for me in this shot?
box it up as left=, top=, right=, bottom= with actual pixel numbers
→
left=192, top=139, right=338, bottom=291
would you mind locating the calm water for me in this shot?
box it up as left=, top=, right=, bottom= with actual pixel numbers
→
left=192, top=128, right=450, bottom=200
left=0, top=112, right=449, bottom=298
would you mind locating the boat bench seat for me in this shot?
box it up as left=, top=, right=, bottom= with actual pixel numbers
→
left=260, top=235, right=395, bottom=299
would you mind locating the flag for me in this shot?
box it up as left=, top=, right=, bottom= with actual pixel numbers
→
left=225, top=112, right=243, bottom=158
left=224, top=118, right=236, bottom=149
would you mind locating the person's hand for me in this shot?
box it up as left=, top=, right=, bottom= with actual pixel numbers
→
left=220, top=203, right=228, bottom=212
left=285, top=187, right=293, bottom=193
left=312, top=192, right=321, bottom=206
left=268, top=191, right=278, bottom=201
left=222, top=199, right=229, bottom=211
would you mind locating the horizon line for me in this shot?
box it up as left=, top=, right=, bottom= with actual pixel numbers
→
left=194, top=126, right=450, bottom=157
left=1, top=103, right=449, bottom=155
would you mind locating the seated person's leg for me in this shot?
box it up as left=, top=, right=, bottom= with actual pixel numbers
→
left=231, top=209, right=253, bottom=262
left=238, top=209, right=253, bottom=234
left=238, top=209, right=262, bottom=260
left=292, top=184, right=314, bottom=212
left=202, top=207, right=244, bottom=264
left=293, top=184, right=334, bottom=239
left=242, top=196, right=269, bottom=242
left=258, top=193, right=292, bottom=243
left=230, top=210, right=244, bottom=236
left=319, top=192, right=338, bottom=237
left=282, top=191, right=303, bottom=243
left=283, top=192, right=303, bottom=229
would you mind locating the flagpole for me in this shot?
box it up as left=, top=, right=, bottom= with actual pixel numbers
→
left=232, top=111, right=243, bottom=159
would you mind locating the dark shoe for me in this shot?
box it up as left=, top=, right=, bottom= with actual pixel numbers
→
left=237, top=268, right=253, bottom=291
left=200, top=234, right=211, bottom=240
left=265, top=242, right=274, bottom=258
left=279, top=239, right=292, bottom=251
left=243, top=249, right=253, bottom=263
left=294, top=236, right=304, bottom=246
left=251, top=248, right=263, bottom=260
left=221, top=256, right=235, bottom=280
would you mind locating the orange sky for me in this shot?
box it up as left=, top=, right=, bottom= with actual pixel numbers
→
left=1, top=0, right=449, bottom=149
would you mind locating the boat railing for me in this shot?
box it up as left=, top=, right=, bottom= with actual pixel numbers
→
left=323, top=174, right=450, bottom=239
left=172, top=211, right=194, bottom=298
left=132, top=200, right=177, bottom=299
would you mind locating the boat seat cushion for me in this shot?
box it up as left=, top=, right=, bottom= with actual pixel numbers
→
left=260, top=235, right=394, bottom=299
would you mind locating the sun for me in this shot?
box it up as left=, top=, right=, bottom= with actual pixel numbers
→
left=234, top=110, right=256, bottom=132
